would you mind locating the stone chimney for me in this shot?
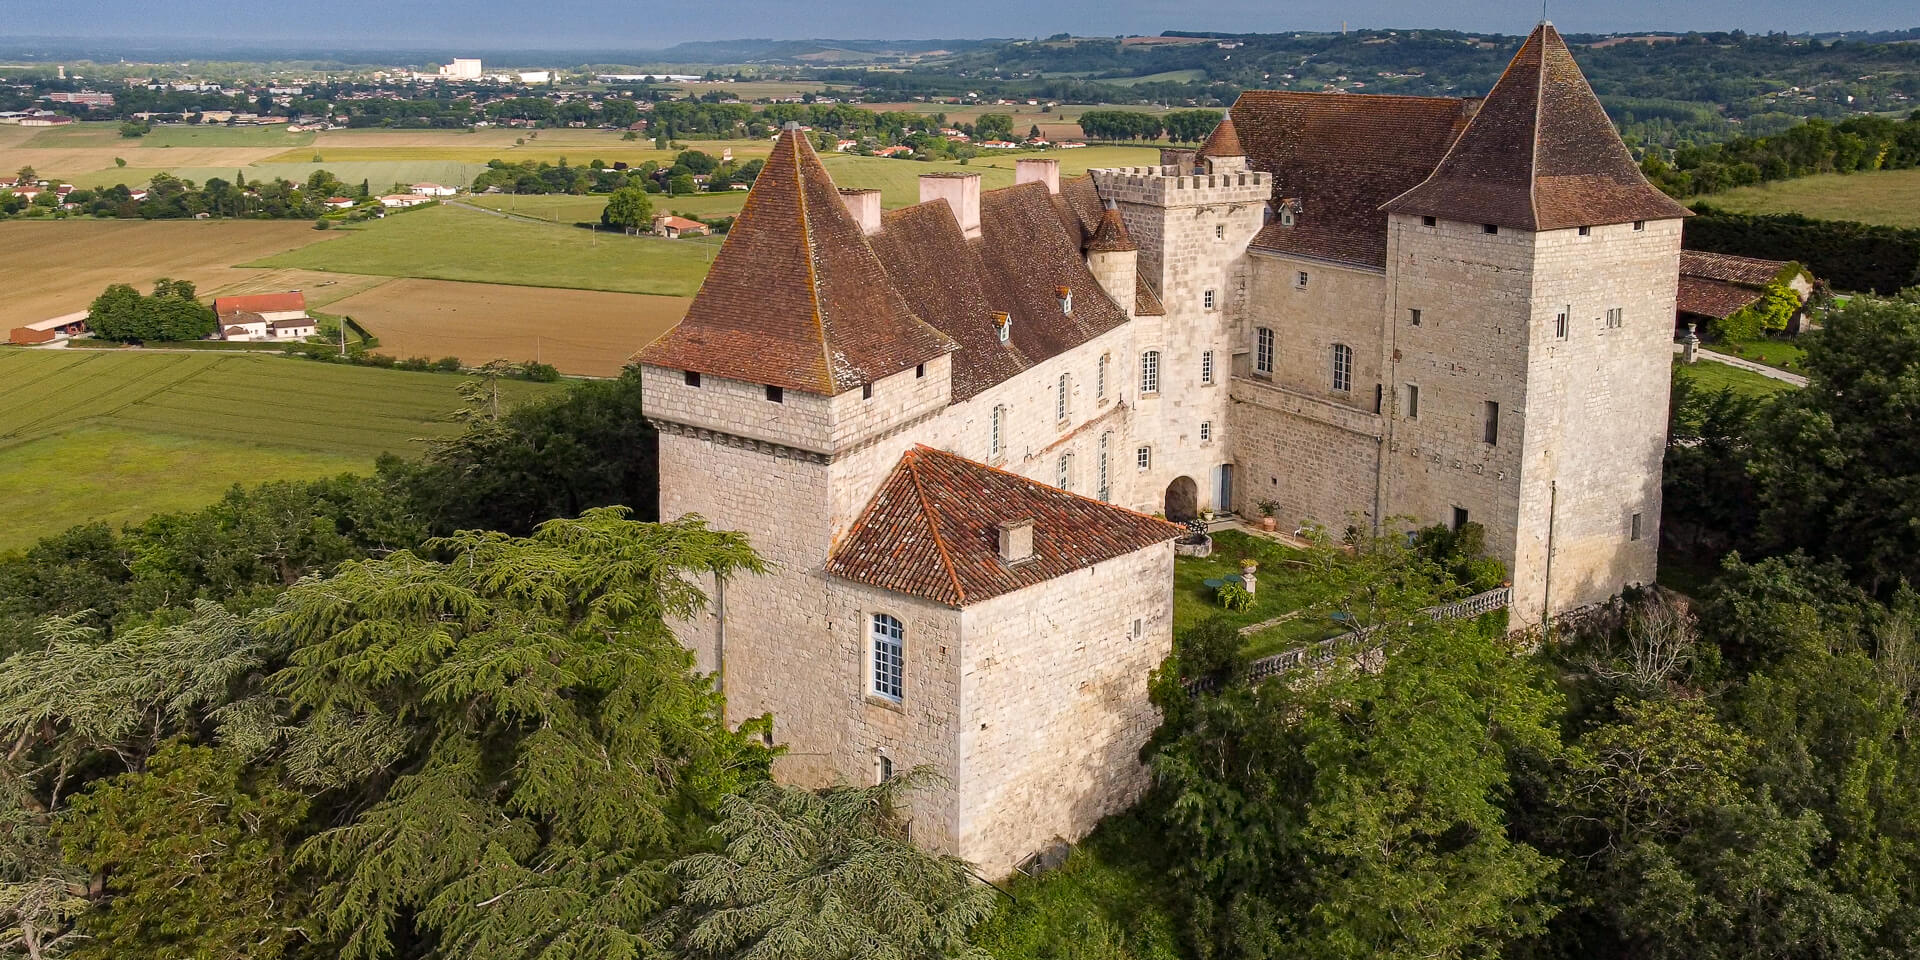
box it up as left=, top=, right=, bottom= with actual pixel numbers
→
left=919, top=171, right=981, bottom=239
left=1015, top=157, right=1060, bottom=194
left=997, top=518, right=1035, bottom=564
left=838, top=187, right=882, bottom=236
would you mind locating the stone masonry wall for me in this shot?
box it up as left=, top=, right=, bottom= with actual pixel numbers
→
left=1228, top=377, right=1383, bottom=533
left=954, top=545, right=1175, bottom=877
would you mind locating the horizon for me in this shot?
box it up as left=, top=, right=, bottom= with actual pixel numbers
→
left=1, top=0, right=1914, bottom=55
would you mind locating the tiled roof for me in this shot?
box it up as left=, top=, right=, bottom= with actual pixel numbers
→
left=1195, top=111, right=1244, bottom=159
left=871, top=182, right=1132, bottom=401
left=1677, top=276, right=1764, bottom=320
left=1235, top=90, right=1474, bottom=269
left=1133, top=273, right=1166, bottom=316
left=1383, top=22, right=1692, bottom=231
left=214, top=292, right=305, bottom=316
left=1680, top=250, right=1791, bottom=287
left=1086, top=206, right=1136, bottom=252
left=635, top=127, right=955, bottom=396
left=826, top=445, right=1182, bottom=606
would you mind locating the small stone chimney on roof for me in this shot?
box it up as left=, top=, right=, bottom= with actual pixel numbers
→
left=920, top=171, right=981, bottom=239
left=1015, top=157, right=1060, bottom=195
left=838, top=187, right=882, bottom=236
left=998, top=518, right=1036, bottom=565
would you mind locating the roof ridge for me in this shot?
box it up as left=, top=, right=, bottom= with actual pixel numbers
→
left=904, top=446, right=967, bottom=605
left=1529, top=24, right=1546, bottom=228
left=917, top=444, right=1180, bottom=528
left=791, top=133, right=836, bottom=391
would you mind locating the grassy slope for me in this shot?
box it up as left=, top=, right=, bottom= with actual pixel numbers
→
left=1705, top=167, right=1920, bottom=229
left=243, top=204, right=716, bottom=295
left=0, top=349, right=556, bottom=549
left=1673, top=357, right=1796, bottom=399
left=972, top=811, right=1188, bottom=960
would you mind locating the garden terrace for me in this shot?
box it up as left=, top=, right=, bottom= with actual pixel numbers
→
left=1171, top=529, right=1352, bottom=659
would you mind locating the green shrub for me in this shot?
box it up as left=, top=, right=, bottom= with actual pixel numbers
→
left=1215, top=580, right=1253, bottom=612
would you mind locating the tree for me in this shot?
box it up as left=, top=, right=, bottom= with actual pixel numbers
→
left=669, top=174, right=697, bottom=196
left=263, top=509, right=770, bottom=960
left=1751, top=292, right=1920, bottom=592
left=601, top=185, right=654, bottom=235
left=663, top=773, right=997, bottom=959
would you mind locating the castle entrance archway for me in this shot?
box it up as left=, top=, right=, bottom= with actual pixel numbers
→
left=1164, top=476, right=1199, bottom=522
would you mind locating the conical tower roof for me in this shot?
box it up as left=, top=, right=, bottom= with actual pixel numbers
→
left=1195, top=111, right=1244, bottom=159
left=637, top=126, right=955, bottom=395
left=1086, top=206, right=1136, bottom=253
left=1383, top=22, right=1690, bottom=231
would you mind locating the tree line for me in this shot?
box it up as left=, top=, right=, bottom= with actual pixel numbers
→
left=1076, top=109, right=1222, bottom=143
left=1644, top=111, right=1920, bottom=197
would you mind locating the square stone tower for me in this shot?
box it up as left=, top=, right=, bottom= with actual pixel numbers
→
left=1379, top=22, right=1692, bottom=624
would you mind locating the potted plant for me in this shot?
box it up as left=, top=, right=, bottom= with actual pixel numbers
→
left=1256, top=498, right=1280, bottom=532
left=1240, top=556, right=1259, bottom=576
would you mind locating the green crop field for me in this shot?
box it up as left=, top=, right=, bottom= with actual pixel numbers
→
left=818, top=146, right=1160, bottom=207
left=67, top=160, right=491, bottom=192
left=1707, top=168, right=1920, bottom=229
left=245, top=203, right=718, bottom=294
left=0, top=349, right=557, bottom=550
left=1106, top=69, right=1210, bottom=86
left=464, top=190, right=748, bottom=224
left=137, top=124, right=317, bottom=148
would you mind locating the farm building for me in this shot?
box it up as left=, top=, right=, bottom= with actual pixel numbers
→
left=7, top=312, right=89, bottom=345
left=652, top=215, right=708, bottom=239
left=410, top=182, right=458, bottom=197
left=214, top=292, right=312, bottom=342
left=1676, top=251, right=1819, bottom=334
left=379, top=194, right=431, bottom=208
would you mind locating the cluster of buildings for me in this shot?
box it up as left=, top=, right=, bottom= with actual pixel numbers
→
left=636, top=23, right=1695, bottom=876
left=213, top=292, right=316, bottom=342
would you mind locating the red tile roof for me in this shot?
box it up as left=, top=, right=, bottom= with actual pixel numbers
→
left=1086, top=206, right=1137, bottom=253
left=826, top=445, right=1182, bottom=606
left=1195, top=111, right=1244, bottom=159
left=1677, top=276, right=1764, bottom=320
left=213, top=292, right=305, bottom=316
left=1383, top=22, right=1691, bottom=231
left=1680, top=250, right=1793, bottom=287
left=1235, top=90, right=1474, bottom=269
left=635, top=127, right=955, bottom=396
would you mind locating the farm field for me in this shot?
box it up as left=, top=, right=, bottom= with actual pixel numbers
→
left=0, top=349, right=557, bottom=550
left=465, top=190, right=748, bottom=224
left=327, top=277, right=685, bottom=376
left=245, top=204, right=716, bottom=295
left=1705, top=167, right=1920, bottom=228
left=0, top=219, right=335, bottom=329
left=817, top=146, right=1160, bottom=207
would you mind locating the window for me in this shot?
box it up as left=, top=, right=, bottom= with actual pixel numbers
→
left=1606, top=307, right=1624, bottom=329
left=1633, top=220, right=1645, bottom=231
left=1201, top=349, right=1215, bottom=384
left=1482, top=223, right=1499, bottom=234
left=1200, top=420, right=1213, bottom=442
left=1631, top=512, right=1643, bottom=541
left=1295, top=271, right=1309, bottom=289
left=1057, top=453, right=1073, bottom=491
left=1203, top=288, right=1216, bottom=310
left=684, top=370, right=701, bottom=387
left=1555, top=308, right=1569, bottom=340
left=861, top=383, right=872, bottom=400
left=1255, top=327, right=1274, bottom=375
left=1405, top=383, right=1420, bottom=419
left=1452, top=506, right=1469, bottom=531
left=876, top=754, right=894, bottom=783
left=1409, top=308, right=1422, bottom=327
left=1131, top=617, right=1144, bottom=640
left=1484, top=401, right=1499, bottom=444
left=1215, top=224, right=1225, bottom=239
left=1140, top=351, right=1160, bottom=394
left=916, top=363, right=926, bottom=378
left=1421, top=215, right=1437, bottom=227
left=1331, top=343, right=1352, bottom=393
left=1056, top=372, right=1070, bottom=422
left=765, top=385, right=784, bottom=403
left=1097, top=432, right=1111, bottom=500
left=1577, top=225, right=1591, bottom=237
left=989, top=404, right=1006, bottom=458
left=1096, top=354, right=1108, bottom=399
left=870, top=613, right=903, bottom=701
left=1136, top=446, right=1151, bottom=471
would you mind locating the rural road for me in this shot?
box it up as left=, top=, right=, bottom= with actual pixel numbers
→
left=1670, top=342, right=1809, bottom=387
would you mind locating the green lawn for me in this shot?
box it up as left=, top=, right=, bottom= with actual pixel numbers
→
left=0, top=349, right=557, bottom=550
left=1706, top=167, right=1920, bottom=229
left=137, top=124, right=316, bottom=148
left=463, top=191, right=748, bottom=225
left=1673, top=357, right=1796, bottom=399
left=1713, top=337, right=1807, bottom=373
left=68, top=160, right=490, bottom=192
left=818, top=146, right=1161, bottom=208
left=243, top=203, right=717, bottom=295
left=1172, top=530, right=1348, bottom=659
left=971, top=811, right=1186, bottom=960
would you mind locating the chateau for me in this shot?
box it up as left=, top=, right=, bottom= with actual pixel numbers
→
left=636, top=23, right=1689, bottom=875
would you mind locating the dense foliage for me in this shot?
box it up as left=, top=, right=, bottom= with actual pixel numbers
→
left=1684, top=207, right=1920, bottom=294
left=85, top=278, right=216, bottom=342
left=1643, top=112, right=1920, bottom=197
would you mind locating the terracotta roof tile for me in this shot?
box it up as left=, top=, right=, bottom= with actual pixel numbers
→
left=1195, top=111, right=1245, bottom=159
left=1680, top=250, right=1792, bottom=287
left=870, top=200, right=1032, bottom=400
left=214, top=292, right=305, bottom=316
left=1086, top=206, right=1137, bottom=253
left=1133, top=274, right=1166, bottom=316
left=1383, top=22, right=1692, bottom=231
left=635, top=127, right=955, bottom=395
left=826, top=445, right=1183, bottom=606
left=1235, top=90, right=1473, bottom=269
left=1677, top=276, right=1765, bottom=320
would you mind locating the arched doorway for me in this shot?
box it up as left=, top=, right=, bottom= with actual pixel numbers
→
left=1164, top=476, right=1199, bottom=522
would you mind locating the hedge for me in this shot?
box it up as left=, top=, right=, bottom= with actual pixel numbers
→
left=1685, top=205, right=1920, bottom=295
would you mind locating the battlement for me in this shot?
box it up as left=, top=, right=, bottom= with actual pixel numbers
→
left=1090, top=166, right=1271, bottom=208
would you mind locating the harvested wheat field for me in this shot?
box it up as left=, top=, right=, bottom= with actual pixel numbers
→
left=0, top=220, right=339, bottom=329
left=328, top=277, right=687, bottom=377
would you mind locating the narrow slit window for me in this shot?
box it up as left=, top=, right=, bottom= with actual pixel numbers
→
left=1056, top=373, right=1070, bottom=421
left=1409, top=308, right=1422, bottom=327
left=1406, top=383, right=1420, bottom=419
left=1484, top=400, right=1499, bottom=444
left=1096, top=354, right=1108, bottom=399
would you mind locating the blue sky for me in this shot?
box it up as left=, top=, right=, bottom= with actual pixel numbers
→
left=7, top=0, right=1912, bottom=48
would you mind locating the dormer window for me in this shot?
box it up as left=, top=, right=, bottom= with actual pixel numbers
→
left=1295, top=271, right=1308, bottom=289
left=1279, top=207, right=1295, bottom=227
